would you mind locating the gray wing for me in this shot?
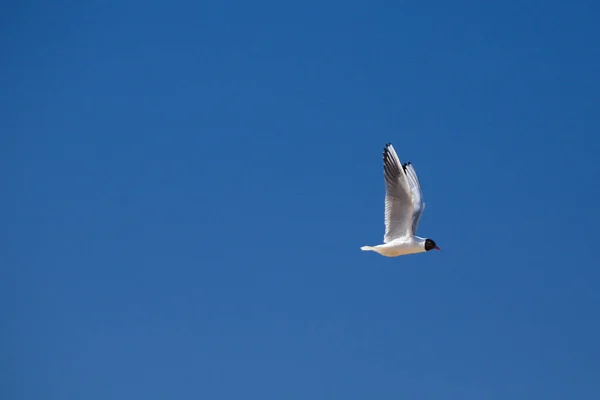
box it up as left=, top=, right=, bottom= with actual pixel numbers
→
left=403, top=162, right=426, bottom=235
left=382, top=143, right=414, bottom=243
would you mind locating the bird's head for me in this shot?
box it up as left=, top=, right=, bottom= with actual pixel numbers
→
left=424, top=238, right=440, bottom=251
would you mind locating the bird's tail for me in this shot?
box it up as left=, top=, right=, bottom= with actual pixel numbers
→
left=360, top=246, right=375, bottom=251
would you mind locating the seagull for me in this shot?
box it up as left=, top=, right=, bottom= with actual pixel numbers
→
left=361, top=143, right=440, bottom=257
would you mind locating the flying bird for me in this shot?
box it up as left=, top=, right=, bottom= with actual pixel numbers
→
left=361, top=143, right=440, bottom=257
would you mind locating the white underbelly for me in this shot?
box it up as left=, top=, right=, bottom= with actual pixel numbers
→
left=375, top=242, right=422, bottom=257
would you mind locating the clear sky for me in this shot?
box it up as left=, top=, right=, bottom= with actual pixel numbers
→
left=2, top=1, right=600, bottom=399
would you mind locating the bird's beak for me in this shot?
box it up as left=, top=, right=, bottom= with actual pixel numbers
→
left=435, top=246, right=440, bottom=251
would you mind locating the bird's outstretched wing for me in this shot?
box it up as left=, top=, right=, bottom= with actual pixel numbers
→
left=383, top=143, right=414, bottom=242
left=403, top=162, right=426, bottom=235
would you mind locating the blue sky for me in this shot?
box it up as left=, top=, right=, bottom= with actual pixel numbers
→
left=2, top=1, right=600, bottom=399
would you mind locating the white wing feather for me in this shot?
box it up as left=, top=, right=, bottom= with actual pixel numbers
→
left=382, top=144, right=414, bottom=242
left=404, top=162, right=425, bottom=234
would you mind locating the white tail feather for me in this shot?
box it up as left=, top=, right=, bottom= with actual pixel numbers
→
left=360, top=246, right=375, bottom=251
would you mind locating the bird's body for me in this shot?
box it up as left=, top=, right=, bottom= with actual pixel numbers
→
left=360, top=237, right=428, bottom=257
left=361, top=143, right=439, bottom=257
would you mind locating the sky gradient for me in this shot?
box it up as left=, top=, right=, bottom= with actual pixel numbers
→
left=2, top=1, right=600, bottom=399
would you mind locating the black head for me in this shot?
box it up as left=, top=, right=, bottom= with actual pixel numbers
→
left=424, top=239, right=440, bottom=251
